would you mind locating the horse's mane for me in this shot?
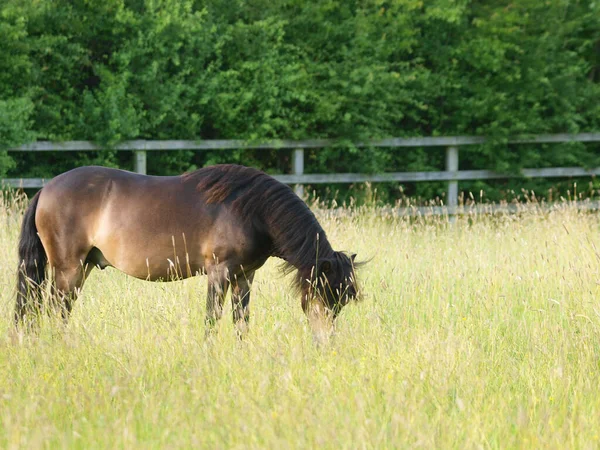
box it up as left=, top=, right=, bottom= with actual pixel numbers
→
left=181, top=165, right=335, bottom=273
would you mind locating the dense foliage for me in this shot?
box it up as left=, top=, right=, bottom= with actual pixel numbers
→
left=1, top=0, right=599, bottom=202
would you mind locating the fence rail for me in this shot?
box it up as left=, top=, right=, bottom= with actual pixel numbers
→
left=4, top=133, right=600, bottom=205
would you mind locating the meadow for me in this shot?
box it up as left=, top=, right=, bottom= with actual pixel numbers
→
left=1, top=195, right=600, bottom=449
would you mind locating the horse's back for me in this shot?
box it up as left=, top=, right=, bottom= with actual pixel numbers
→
left=36, top=166, right=124, bottom=242
left=37, top=166, right=166, bottom=237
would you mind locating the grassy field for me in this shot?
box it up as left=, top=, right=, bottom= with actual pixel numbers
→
left=1, top=196, right=600, bottom=449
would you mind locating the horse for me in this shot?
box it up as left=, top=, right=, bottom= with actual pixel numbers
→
left=15, top=164, right=360, bottom=339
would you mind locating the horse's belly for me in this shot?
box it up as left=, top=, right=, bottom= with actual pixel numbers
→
left=95, top=231, right=206, bottom=281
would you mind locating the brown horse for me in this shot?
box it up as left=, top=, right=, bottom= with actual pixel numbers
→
left=15, top=164, right=359, bottom=338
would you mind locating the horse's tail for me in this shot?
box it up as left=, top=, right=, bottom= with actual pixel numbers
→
left=15, top=190, right=47, bottom=325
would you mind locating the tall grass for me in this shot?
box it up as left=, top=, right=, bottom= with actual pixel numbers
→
left=1, top=195, right=600, bottom=448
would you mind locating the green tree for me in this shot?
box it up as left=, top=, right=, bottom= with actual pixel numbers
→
left=0, top=0, right=598, bottom=202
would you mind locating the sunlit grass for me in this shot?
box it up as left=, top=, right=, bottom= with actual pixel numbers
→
left=1, top=193, right=600, bottom=448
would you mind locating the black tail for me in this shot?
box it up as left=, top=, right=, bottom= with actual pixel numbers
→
left=15, top=190, right=47, bottom=325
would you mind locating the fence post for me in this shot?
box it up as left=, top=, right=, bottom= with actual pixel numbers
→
left=293, top=148, right=304, bottom=197
left=446, top=146, right=459, bottom=212
left=134, top=150, right=147, bottom=175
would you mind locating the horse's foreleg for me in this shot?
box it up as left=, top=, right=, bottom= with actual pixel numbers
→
left=205, top=265, right=230, bottom=336
left=231, top=271, right=254, bottom=339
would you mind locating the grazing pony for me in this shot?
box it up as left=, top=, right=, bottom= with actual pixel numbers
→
left=15, top=164, right=359, bottom=338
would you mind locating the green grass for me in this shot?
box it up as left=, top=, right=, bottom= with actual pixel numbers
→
left=2, top=199, right=600, bottom=449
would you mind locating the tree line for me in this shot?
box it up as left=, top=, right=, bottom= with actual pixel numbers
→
left=1, top=0, right=599, bottom=203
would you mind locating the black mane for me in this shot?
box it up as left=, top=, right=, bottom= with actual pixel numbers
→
left=182, top=165, right=335, bottom=276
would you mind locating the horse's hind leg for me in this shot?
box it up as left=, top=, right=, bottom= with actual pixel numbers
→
left=231, top=271, right=254, bottom=339
left=50, top=258, right=93, bottom=322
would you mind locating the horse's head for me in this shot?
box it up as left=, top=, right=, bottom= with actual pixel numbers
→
left=306, top=251, right=360, bottom=319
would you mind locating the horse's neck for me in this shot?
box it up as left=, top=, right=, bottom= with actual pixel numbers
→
left=270, top=220, right=335, bottom=272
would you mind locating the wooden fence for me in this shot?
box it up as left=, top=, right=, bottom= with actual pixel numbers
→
left=4, top=133, right=600, bottom=213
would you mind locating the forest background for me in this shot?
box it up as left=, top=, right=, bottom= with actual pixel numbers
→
left=1, top=0, right=599, bottom=203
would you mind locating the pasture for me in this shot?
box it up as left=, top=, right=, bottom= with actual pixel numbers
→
left=1, top=196, right=600, bottom=449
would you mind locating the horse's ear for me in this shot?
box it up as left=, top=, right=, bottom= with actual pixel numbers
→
left=350, top=253, right=357, bottom=263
